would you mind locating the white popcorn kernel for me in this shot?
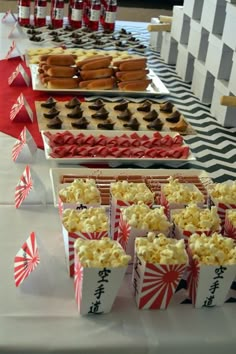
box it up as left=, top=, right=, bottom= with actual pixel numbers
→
left=59, top=178, right=101, bottom=205
left=163, top=177, right=204, bottom=204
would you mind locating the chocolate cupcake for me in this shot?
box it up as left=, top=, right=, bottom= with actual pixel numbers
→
left=147, top=118, right=163, bottom=131
left=88, top=99, right=104, bottom=110
left=117, top=108, right=132, bottom=121
left=43, top=107, right=60, bottom=119
left=67, top=106, right=83, bottom=119
left=114, top=100, right=129, bottom=111
left=41, top=97, right=57, bottom=109
left=97, top=119, right=115, bottom=130
left=137, top=100, right=152, bottom=112
left=143, top=109, right=158, bottom=122
left=165, top=110, right=181, bottom=123
left=71, top=117, right=89, bottom=129
left=65, top=97, right=81, bottom=109
left=91, top=107, right=109, bottom=120
left=47, top=117, right=62, bottom=129
left=123, top=117, right=140, bottom=130
left=159, top=101, right=174, bottom=113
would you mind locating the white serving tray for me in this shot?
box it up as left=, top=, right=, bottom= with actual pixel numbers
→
left=41, top=130, right=195, bottom=168
left=49, top=167, right=212, bottom=207
left=30, top=64, right=169, bottom=97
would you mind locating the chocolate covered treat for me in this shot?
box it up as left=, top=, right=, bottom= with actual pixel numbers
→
left=159, top=101, right=174, bottom=113
left=97, top=119, right=115, bottom=130
left=169, top=117, right=188, bottom=132
left=47, top=117, right=62, bottom=129
left=41, top=97, right=57, bottom=108
left=117, top=108, right=132, bottom=121
left=71, top=117, right=89, bottom=129
left=88, top=99, right=104, bottom=110
left=67, top=106, right=83, bottom=119
left=43, top=107, right=60, bottom=119
left=114, top=100, right=129, bottom=111
left=166, top=110, right=181, bottom=123
left=147, top=118, right=163, bottom=131
left=65, top=97, right=81, bottom=109
left=123, top=117, right=140, bottom=130
left=143, top=109, right=158, bottom=122
left=91, top=107, right=109, bottom=120
left=137, top=100, right=152, bottom=112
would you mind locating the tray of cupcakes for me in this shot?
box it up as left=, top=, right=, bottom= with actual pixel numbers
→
left=36, top=97, right=196, bottom=135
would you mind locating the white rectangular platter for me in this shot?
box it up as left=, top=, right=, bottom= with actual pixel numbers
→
left=42, top=130, right=195, bottom=168
left=50, top=167, right=212, bottom=207
left=30, top=64, right=169, bottom=97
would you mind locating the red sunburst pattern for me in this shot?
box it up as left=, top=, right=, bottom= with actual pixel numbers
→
left=12, top=127, right=27, bottom=161
left=112, top=199, right=132, bottom=240
left=186, top=255, right=200, bottom=305
left=117, top=214, right=131, bottom=250
left=160, top=192, right=170, bottom=219
left=15, top=165, right=33, bottom=208
left=224, top=217, right=236, bottom=240
left=5, top=40, right=16, bottom=59
left=217, top=203, right=236, bottom=231
left=138, top=263, right=186, bottom=309
left=74, top=259, right=84, bottom=311
left=10, top=93, right=24, bottom=121
left=14, top=232, right=40, bottom=287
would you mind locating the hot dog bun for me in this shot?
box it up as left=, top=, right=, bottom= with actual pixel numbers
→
left=116, top=69, right=149, bottom=81
left=80, top=68, right=113, bottom=80
left=118, top=79, right=152, bottom=91
left=113, top=58, right=147, bottom=71
left=46, top=77, right=79, bottom=89
left=80, top=57, right=112, bottom=70
left=79, top=77, right=115, bottom=90
left=46, top=55, right=76, bottom=66
left=76, top=55, right=111, bottom=68
left=46, top=66, right=77, bottom=77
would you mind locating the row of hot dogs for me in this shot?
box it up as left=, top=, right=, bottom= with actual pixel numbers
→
left=38, top=54, right=151, bottom=91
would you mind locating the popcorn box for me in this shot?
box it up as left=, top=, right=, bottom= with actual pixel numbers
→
left=160, top=183, right=205, bottom=219
left=74, top=252, right=127, bottom=315
left=132, top=253, right=187, bottom=309
left=62, top=225, right=108, bottom=277
left=208, top=197, right=236, bottom=232
left=58, top=196, right=100, bottom=218
left=110, top=195, right=153, bottom=240
left=224, top=210, right=236, bottom=240
left=173, top=224, right=214, bottom=245
left=186, top=251, right=236, bottom=308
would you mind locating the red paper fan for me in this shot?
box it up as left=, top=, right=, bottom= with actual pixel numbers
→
left=15, top=165, right=33, bottom=208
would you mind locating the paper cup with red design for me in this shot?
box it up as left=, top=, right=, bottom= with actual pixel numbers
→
left=160, top=184, right=205, bottom=219
left=62, top=224, right=108, bottom=277
left=58, top=197, right=101, bottom=218
left=74, top=249, right=127, bottom=315
left=224, top=210, right=236, bottom=240
left=132, top=253, right=187, bottom=310
left=207, top=182, right=236, bottom=232
left=186, top=250, right=236, bottom=308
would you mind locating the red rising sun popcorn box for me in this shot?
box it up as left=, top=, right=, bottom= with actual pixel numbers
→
left=224, top=209, right=236, bottom=240
left=207, top=181, right=236, bottom=232
left=186, top=233, right=236, bottom=307
left=74, top=239, right=130, bottom=315
left=132, top=234, right=188, bottom=310
left=57, top=179, right=101, bottom=217
left=62, top=208, right=109, bottom=276
left=160, top=177, right=205, bottom=219
left=110, top=181, right=154, bottom=240
left=117, top=204, right=171, bottom=269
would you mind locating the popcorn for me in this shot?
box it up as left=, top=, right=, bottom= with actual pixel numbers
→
left=189, top=232, right=236, bottom=265
left=163, top=177, right=204, bottom=204
left=208, top=181, right=236, bottom=204
left=121, top=203, right=171, bottom=232
left=74, top=238, right=131, bottom=267
left=172, top=203, right=220, bottom=232
left=226, top=210, right=236, bottom=227
left=62, top=207, right=108, bottom=232
left=135, top=232, right=188, bottom=264
left=59, top=178, right=101, bottom=205
left=111, top=181, right=154, bottom=204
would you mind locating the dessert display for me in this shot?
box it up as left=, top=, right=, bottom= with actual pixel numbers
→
left=42, top=131, right=191, bottom=160
left=36, top=99, right=195, bottom=134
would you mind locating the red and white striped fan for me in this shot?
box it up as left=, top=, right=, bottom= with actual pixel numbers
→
left=15, top=165, right=33, bottom=208
left=74, top=260, right=84, bottom=311
left=5, top=40, right=16, bottom=59
left=14, top=232, right=40, bottom=287
left=10, top=93, right=24, bottom=121
left=12, top=127, right=27, bottom=161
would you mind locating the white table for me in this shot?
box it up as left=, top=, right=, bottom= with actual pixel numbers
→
left=0, top=13, right=236, bottom=354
